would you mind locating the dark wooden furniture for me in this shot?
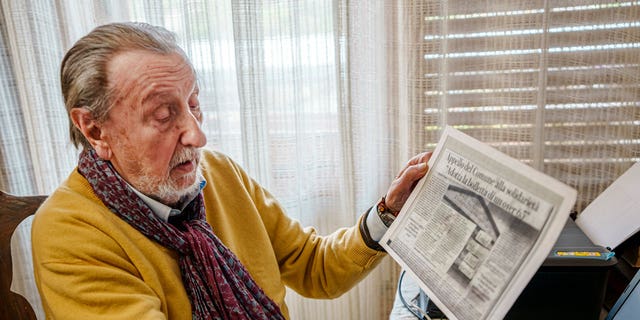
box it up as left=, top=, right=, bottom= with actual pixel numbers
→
left=0, top=190, right=46, bottom=320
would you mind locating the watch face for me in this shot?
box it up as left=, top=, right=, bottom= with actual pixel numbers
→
left=379, top=212, right=396, bottom=227
left=377, top=197, right=396, bottom=227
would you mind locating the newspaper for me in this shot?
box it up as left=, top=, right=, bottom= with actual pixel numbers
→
left=381, top=126, right=577, bottom=320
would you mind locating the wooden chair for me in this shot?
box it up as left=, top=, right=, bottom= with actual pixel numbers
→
left=0, top=190, right=46, bottom=320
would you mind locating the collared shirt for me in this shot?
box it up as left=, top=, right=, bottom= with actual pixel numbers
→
left=129, top=177, right=206, bottom=222
left=129, top=175, right=388, bottom=241
left=366, top=206, right=388, bottom=242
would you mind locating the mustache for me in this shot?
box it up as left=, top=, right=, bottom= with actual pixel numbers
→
left=169, top=148, right=201, bottom=168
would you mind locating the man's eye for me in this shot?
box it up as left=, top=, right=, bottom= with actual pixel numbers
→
left=190, top=103, right=202, bottom=116
left=154, top=107, right=172, bottom=122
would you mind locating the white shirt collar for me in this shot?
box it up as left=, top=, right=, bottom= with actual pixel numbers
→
left=128, top=176, right=206, bottom=222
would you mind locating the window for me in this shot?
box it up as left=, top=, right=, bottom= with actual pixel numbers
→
left=414, top=0, right=640, bottom=212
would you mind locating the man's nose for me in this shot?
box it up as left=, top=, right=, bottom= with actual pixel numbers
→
left=180, top=110, right=207, bottom=148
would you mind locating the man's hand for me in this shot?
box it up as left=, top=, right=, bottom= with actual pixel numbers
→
left=384, top=152, right=432, bottom=213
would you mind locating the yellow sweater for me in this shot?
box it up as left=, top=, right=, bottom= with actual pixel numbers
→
left=32, top=150, right=386, bottom=320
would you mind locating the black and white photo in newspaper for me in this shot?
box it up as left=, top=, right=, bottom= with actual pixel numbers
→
left=381, top=126, right=577, bottom=320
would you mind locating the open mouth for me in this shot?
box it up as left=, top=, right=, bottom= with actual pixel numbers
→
left=174, top=159, right=195, bottom=173
left=170, top=148, right=201, bottom=175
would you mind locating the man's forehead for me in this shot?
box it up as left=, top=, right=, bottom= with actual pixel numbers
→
left=108, top=50, right=197, bottom=101
left=142, top=82, right=199, bottom=104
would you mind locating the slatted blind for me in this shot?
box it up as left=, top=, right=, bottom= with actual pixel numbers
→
left=415, top=0, right=640, bottom=212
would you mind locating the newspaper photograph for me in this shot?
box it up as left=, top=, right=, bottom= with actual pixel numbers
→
left=381, top=126, right=577, bottom=320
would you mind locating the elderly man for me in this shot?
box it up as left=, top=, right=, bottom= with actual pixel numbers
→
left=32, top=22, right=431, bottom=319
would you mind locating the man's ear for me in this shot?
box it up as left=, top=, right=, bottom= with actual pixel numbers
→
left=70, top=108, right=112, bottom=159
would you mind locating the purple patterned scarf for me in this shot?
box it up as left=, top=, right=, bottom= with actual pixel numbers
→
left=78, top=149, right=284, bottom=319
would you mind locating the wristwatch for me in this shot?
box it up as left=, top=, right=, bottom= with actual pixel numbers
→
left=376, top=196, right=399, bottom=227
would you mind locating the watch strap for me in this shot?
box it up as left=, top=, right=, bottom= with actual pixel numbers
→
left=376, top=196, right=398, bottom=227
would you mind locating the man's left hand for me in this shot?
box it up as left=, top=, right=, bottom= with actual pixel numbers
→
left=383, top=151, right=433, bottom=213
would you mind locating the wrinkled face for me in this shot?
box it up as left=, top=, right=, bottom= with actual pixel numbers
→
left=99, top=50, right=207, bottom=205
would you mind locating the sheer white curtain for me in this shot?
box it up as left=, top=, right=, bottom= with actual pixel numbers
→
left=0, top=0, right=78, bottom=195
left=0, top=0, right=399, bottom=319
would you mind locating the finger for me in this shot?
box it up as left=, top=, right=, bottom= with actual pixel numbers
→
left=395, top=151, right=432, bottom=178
left=411, top=151, right=432, bottom=166
left=399, top=161, right=429, bottom=188
left=386, top=161, right=431, bottom=211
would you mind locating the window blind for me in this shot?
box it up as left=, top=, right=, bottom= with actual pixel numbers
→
left=416, top=0, right=640, bottom=212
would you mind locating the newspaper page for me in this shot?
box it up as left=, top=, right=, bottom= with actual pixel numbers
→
left=381, top=126, right=577, bottom=320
